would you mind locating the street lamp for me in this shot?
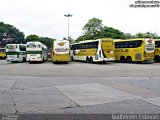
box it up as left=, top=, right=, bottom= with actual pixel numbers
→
left=64, top=14, right=72, bottom=41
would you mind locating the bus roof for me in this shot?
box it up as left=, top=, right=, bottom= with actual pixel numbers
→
left=114, top=38, right=154, bottom=42
left=154, top=39, right=160, bottom=41
left=27, top=41, right=47, bottom=48
left=71, top=38, right=114, bottom=45
left=6, top=44, right=26, bottom=46
left=27, top=41, right=43, bottom=44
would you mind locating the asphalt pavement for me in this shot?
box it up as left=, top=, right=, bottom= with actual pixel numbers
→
left=0, top=60, right=160, bottom=119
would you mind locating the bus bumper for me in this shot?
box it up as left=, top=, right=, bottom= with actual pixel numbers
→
left=27, top=57, right=43, bottom=62
left=7, top=57, right=22, bottom=62
left=52, top=58, right=70, bottom=62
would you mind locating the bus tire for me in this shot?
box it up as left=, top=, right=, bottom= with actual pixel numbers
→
left=102, top=61, right=106, bottom=64
left=23, top=57, right=26, bottom=62
left=126, top=56, right=132, bottom=63
left=90, top=57, right=93, bottom=63
left=120, top=56, right=125, bottom=63
left=154, top=55, right=159, bottom=62
left=86, top=57, right=90, bottom=63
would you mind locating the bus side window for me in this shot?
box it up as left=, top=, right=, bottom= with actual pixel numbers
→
left=77, top=45, right=80, bottom=49
left=137, top=41, right=141, bottom=47
left=124, top=42, right=127, bottom=48
left=84, top=43, right=87, bottom=49
left=94, top=42, right=98, bottom=48
left=115, top=43, right=120, bottom=48
left=121, top=42, right=125, bottom=48
left=19, top=45, right=26, bottom=51
left=155, top=41, right=160, bottom=47
left=71, top=45, right=74, bottom=50
left=126, top=42, right=130, bottom=48
left=79, top=45, right=82, bottom=49
left=129, top=42, right=134, bottom=48
left=158, top=42, right=160, bottom=47
left=75, top=45, right=78, bottom=50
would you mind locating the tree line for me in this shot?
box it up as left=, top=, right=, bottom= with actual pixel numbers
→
left=0, top=18, right=160, bottom=48
left=76, top=17, right=160, bottom=42
left=25, top=34, right=55, bottom=49
left=0, top=22, right=55, bottom=48
left=0, top=22, right=25, bottom=47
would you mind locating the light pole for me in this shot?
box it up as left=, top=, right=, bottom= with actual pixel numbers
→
left=64, top=14, right=72, bottom=41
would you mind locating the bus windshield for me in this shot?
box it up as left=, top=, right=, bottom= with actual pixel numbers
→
left=6, top=45, right=17, bottom=49
left=145, top=39, right=155, bottom=52
left=27, top=44, right=41, bottom=48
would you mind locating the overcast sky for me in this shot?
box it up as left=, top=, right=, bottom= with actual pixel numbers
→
left=0, top=0, right=160, bottom=40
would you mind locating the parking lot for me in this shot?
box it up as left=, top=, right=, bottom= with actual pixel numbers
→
left=0, top=60, right=160, bottom=77
left=0, top=60, right=160, bottom=116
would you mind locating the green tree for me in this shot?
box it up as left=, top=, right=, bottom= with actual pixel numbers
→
left=76, top=18, right=160, bottom=42
left=144, top=32, right=153, bottom=38
left=134, top=32, right=160, bottom=39
left=39, top=37, right=55, bottom=49
left=0, top=22, right=25, bottom=47
left=26, top=34, right=55, bottom=48
left=124, top=33, right=133, bottom=39
left=100, top=26, right=125, bottom=39
left=83, top=17, right=103, bottom=36
left=76, top=18, right=126, bottom=42
left=26, top=34, right=39, bottom=41
left=135, top=32, right=145, bottom=38
left=78, top=17, right=103, bottom=41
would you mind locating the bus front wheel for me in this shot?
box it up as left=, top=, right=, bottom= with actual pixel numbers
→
left=120, top=56, right=125, bottom=63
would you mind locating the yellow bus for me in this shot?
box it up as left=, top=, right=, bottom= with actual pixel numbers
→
left=154, top=39, right=160, bottom=62
left=0, top=48, right=6, bottom=59
left=70, top=38, right=115, bottom=63
left=114, top=38, right=155, bottom=63
left=52, top=40, right=70, bottom=63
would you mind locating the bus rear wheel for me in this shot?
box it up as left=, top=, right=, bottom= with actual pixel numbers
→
left=90, top=57, right=93, bottom=63
left=126, top=56, right=132, bottom=63
left=23, top=57, right=26, bottom=62
left=120, top=56, right=125, bottom=63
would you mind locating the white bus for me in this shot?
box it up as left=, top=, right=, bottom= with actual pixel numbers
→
left=6, top=44, right=26, bottom=62
left=70, top=38, right=115, bottom=63
left=52, top=40, right=70, bottom=63
left=26, top=41, right=48, bottom=63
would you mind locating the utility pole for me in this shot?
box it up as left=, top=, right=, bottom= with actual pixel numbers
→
left=64, top=14, right=72, bottom=42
